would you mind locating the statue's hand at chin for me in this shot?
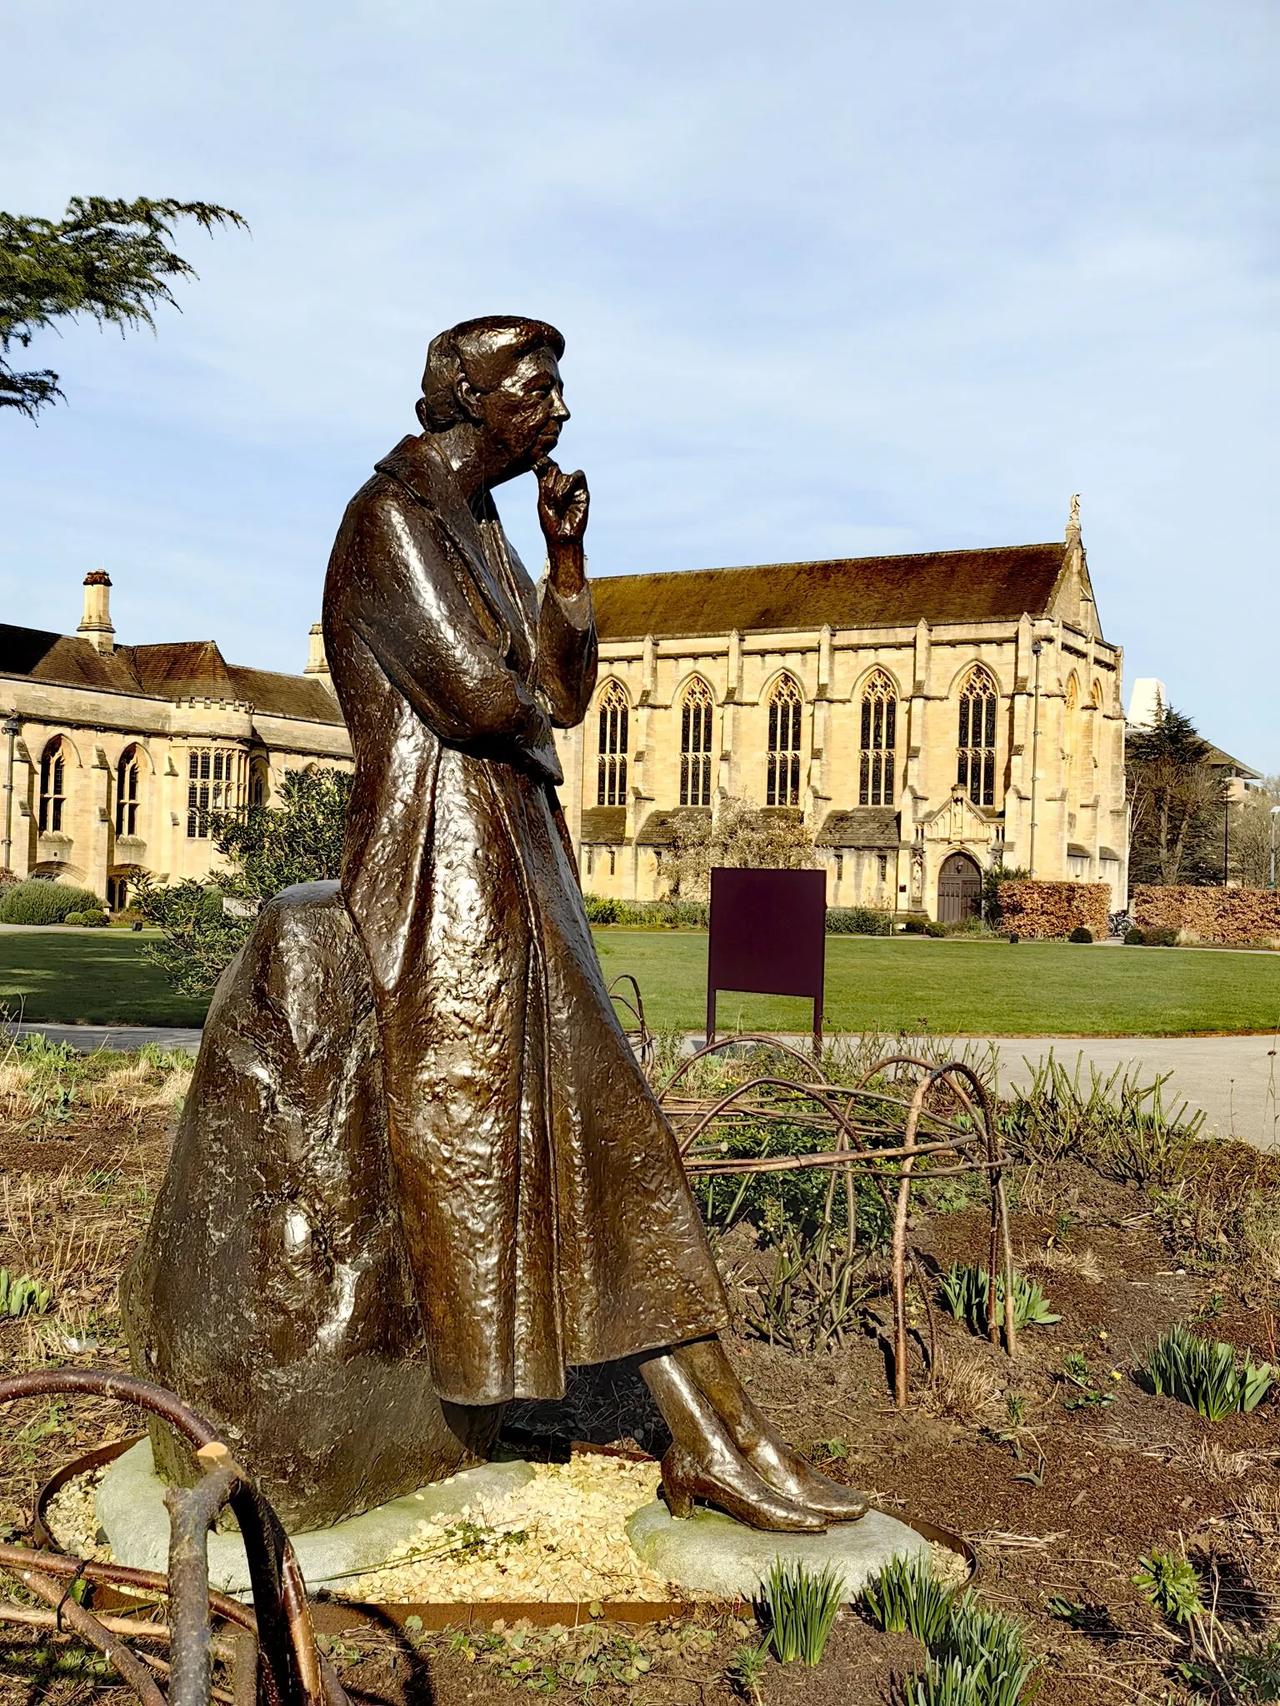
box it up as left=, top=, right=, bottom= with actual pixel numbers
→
left=536, top=458, right=590, bottom=550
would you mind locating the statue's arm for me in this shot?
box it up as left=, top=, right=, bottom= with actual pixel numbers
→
left=341, top=497, right=563, bottom=783
left=536, top=580, right=598, bottom=729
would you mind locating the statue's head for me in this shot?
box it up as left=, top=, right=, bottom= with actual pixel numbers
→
left=418, top=316, right=568, bottom=478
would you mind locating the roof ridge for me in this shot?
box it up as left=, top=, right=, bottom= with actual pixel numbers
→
left=593, top=542, right=1063, bottom=585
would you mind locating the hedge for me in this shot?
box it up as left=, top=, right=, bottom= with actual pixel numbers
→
left=826, top=906, right=894, bottom=937
left=996, top=879, right=1110, bottom=941
left=584, top=895, right=897, bottom=936
left=1132, top=885, right=1280, bottom=948
left=0, top=880, right=103, bottom=926
left=64, top=909, right=108, bottom=928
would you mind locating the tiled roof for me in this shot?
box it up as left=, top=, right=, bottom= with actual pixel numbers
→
left=815, top=808, right=903, bottom=848
left=579, top=806, right=626, bottom=843
left=0, top=626, right=143, bottom=695
left=0, top=626, right=343, bottom=725
left=592, top=543, right=1066, bottom=641
left=635, top=807, right=711, bottom=846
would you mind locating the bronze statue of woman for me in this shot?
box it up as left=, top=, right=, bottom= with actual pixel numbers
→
left=322, top=316, right=864, bottom=1531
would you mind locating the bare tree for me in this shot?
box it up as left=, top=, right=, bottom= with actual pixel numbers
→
left=663, top=795, right=815, bottom=901
left=1229, top=776, right=1280, bottom=888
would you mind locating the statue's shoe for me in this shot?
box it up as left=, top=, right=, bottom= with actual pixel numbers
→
left=660, top=1443, right=828, bottom=1533
left=744, top=1437, right=868, bottom=1522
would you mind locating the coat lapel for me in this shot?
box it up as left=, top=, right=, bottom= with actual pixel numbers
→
left=375, top=436, right=525, bottom=655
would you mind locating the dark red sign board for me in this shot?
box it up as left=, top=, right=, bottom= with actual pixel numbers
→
left=706, top=866, right=827, bottom=1054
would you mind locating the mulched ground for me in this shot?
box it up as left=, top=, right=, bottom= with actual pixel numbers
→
left=2, top=1098, right=1278, bottom=1705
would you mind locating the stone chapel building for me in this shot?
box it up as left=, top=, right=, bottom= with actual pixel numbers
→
left=2, top=501, right=1127, bottom=921
left=0, top=574, right=349, bottom=910
left=554, top=502, right=1129, bottom=919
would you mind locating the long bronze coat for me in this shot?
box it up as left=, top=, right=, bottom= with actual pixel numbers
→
left=323, top=435, right=728, bottom=1407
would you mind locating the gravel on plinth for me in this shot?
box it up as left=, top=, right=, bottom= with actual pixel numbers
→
left=626, top=1498, right=930, bottom=1600
left=95, top=1438, right=534, bottom=1596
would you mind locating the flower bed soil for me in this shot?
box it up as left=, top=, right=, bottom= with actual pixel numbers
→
left=2, top=1108, right=1278, bottom=1704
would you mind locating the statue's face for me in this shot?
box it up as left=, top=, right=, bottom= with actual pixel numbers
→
left=473, top=347, right=570, bottom=477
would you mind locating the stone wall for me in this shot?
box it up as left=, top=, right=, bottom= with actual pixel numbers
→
left=997, top=879, right=1111, bottom=940
left=1132, top=885, right=1280, bottom=947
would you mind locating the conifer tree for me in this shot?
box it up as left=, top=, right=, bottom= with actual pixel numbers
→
left=1, top=196, right=246, bottom=417
left=1127, top=703, right=1225, bottom=886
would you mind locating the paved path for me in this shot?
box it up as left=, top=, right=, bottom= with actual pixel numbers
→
left=5, top=1023, right=1276, bottom=1151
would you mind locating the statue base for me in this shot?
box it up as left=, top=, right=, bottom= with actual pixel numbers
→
left=90, top=1437, right=937, bottom=1609
left=626, top=1499, right=931, bottom=1600
left=95, top=1437, right=534, bottom=1596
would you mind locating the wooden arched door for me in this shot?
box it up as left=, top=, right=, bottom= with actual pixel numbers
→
left=937, top=852, right=982, bottom=924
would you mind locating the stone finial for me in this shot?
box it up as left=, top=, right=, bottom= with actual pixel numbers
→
left=78, top=568, right=115, bottom=653
left=305, top=622, right=331, bottom=681
left=1065, top=493, right=1081, bottom=547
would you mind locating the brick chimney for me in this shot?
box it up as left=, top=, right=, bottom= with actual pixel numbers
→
left=78, top=570, right=115, bottom=654
left=305, top=622, right=331, bottom=685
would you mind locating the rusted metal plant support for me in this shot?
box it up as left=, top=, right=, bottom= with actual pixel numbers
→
left=659, top=1035, right=1019, bottom=1408
left=0, top=1369, right=346, bottom=1706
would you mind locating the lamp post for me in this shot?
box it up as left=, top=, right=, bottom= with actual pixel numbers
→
left=2, top=714, right=20, bottom=875
left=1270, top=805, right=1280, bottom=891
left=1028, top=639, right=1044, bottom=879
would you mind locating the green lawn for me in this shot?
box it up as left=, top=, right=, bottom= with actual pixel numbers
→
left=0, top=930, right=208, bottom=1027
left=2, top=926, right=1277, bottom=1035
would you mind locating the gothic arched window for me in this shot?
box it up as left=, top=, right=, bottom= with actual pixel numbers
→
left=38, top=738, right=69, bottom=833
left=766, top=674, right=803, bottom=807
left=596, top=681, right=629, bottom=807
left=249, top=757, right=271, bottom=809
left=956, top=666, right=998, bottom=807
left=115, top=746, right=141, bottom=837
left=859, top=669, right=897, bottom=806
left=679, top=678, right=714, bottom=807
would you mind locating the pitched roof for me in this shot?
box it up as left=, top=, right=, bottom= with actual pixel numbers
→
left=592, top=543, right=1066, bottom=641
left=579, top=806, right=627, bottom=843
left=816, top=808, right=903, bottom=848
left=0, top=626, right=143, bottom=695
left=0, top=626, right=343, bottom=725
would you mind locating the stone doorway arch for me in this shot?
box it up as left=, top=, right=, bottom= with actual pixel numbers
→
left=937, top=852, right=982, bottom=924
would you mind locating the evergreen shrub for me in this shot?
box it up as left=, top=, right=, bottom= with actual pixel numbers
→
left=0, top=880, right=102, bottom=925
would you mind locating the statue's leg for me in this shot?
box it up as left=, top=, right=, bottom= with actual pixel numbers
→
left=668, top=1337, right=867, bottom=1522
left=638, top=1347, right=826, bottom=1532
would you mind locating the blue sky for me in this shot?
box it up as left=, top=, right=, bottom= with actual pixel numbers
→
left=3, top=0, right=1276, bottom=769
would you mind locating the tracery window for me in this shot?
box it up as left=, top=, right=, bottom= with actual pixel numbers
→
left=248, top=757, right=270, bottom=809
left=596, top=681, right=629, bottom=807
left=187, top=747, right=239, bottom=839
left=38, top=739, right=68, bottom=833
left=765, top=675, right=803, bottom=807
left=679, top=678, right=713, bottom=807
left=956, top=666, right=998, bottom=807
left=859, top=669, right=897, bottom=806
left=115, top=746, right=141, bottom=836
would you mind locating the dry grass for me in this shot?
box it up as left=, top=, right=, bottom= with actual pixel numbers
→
left=926, top=1349, right=1006, bottom=1428
left=1024, top=1243, right=1104, bottom=1284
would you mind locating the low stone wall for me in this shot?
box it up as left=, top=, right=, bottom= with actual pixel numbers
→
left=1132, top=885, right=1280, bottom=947
left=997, top=879, right=1110, bottom=940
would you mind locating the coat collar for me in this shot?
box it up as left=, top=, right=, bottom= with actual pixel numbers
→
left=375, top=434, right=523, bottom=652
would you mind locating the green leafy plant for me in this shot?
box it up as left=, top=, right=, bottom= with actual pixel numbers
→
left=0, top=1270, right=54, bottom=1318
left=864, top=1554, right=955, bottom=1645
left=1133, top=1549, right=1204, bottom=1627
left=728, top=1642, right=769, bottom=1702
left=938, top=1263, right=1061, bottom=1335
left=744, top=1223, right=871, bottom=1354
left=932, top=1597, right=1040, bottom=1706
left=1142, top=1325, right=1275, bottom=1419
left=1059, top=1351, right=1116, bottom=1410
left=867, top=1564, right=1039, bottom=1705
left=757, top=1559, right=843, bottom=1665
